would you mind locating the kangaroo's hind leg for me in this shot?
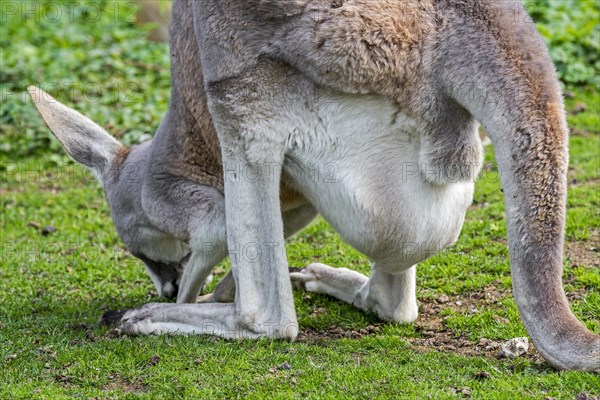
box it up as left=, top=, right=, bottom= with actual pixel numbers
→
left=291, top=263, right=418, bottom=323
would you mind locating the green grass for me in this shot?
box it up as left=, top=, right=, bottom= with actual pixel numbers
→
left=1, top=125, right=599, bottom=399
left=1, top=1, right=599, bottom=398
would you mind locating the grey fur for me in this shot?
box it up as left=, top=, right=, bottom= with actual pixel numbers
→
left=30, top=86, right=316, bottom=302
left=29, top=0, right=598, bottom=371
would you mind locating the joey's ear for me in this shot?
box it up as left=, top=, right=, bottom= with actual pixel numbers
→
left=28, top=86, right=123, bottom=178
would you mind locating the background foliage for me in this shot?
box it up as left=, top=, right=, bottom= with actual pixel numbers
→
left=1, top=0, right=171, bottom=157
left=529, top=0, right=600, bottom=87
left=0, top=0, right=599, bottom=157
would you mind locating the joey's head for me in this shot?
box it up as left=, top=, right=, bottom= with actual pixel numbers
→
left=28, top=86, right=129, bottom=189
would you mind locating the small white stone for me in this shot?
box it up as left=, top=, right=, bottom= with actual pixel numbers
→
left=499, top=337, right=529, bottom=359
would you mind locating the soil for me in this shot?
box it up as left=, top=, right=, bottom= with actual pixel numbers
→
left=565, top=239, right=600, bottom=269
left=298, top=324, right=383, bottom=342
left=97, top=239, right=596, bottom=366
left=102, top=379, right=148, bottom=393
left=299, top=285, right=546, bottom=364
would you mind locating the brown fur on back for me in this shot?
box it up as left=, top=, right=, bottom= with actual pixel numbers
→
left=267, top=0, right=436, bottom=102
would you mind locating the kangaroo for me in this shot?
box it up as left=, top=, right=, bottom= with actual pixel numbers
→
left=30, top=0, right=599, bottom=371
left=29, top=84, right=315, bottom=304
left=28, top=5, right=316, bottom=304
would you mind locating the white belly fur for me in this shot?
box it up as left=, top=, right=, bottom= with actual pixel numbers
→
left=285, top=92, right=475, bottom=271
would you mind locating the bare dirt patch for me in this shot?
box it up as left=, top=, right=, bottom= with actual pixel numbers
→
left=298, top=324, right=382, bottom=342
left=405, top=328, right=542, bottom=363
left=407, top=288, right=542, bottom=363
left=298, top=285, right=544, bottom=363
left=566, top=239, right=600, bottom=268
left=103, top=378, right=148, bottom=393
left=568, top=176, right=600, bottom=187
left=569, top=128, right=592, bottom=137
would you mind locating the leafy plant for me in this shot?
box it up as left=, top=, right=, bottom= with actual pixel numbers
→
left=0, top=0, right=598, bottom=157
left=0, top=0, right=171, bottom=158
left=527, top=0, right=600, bottom=87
